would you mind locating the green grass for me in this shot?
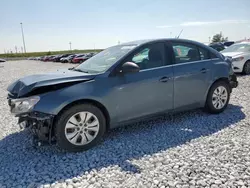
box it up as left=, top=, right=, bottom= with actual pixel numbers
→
left=0, top=49, right=103, bottom=58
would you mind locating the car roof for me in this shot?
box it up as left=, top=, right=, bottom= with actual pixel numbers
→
left=120, top=38, right=207, bottom=47
left=122, top=38, right=223, bottom=59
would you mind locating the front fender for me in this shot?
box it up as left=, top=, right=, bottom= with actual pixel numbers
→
left=33, top=80, right=110, bottom=115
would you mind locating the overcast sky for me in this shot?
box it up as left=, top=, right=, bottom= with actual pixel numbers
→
left=0, top=0, right=250, bottom=53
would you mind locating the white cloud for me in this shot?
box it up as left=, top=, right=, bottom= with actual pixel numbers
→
left=157, top=20, right=250, bottom=28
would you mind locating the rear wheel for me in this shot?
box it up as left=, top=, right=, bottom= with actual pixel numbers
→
left=243, top=61, right=250, bottom=75
left=55, top=104, right=106, bottom=152
left=205, top=81, right=230, bottom=114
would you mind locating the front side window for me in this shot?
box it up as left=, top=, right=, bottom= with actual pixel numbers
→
left=125, top=43, right=166, bottom=70
left=172, top=43, right=200, bottom=64
left=199, top=47, right=210, bottom=60
left=132, top=48, right=149, bottom=64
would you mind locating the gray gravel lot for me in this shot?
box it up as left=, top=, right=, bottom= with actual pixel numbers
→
left=0, top=60, right=250, bottom=188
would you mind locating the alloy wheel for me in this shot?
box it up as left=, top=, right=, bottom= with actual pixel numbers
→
left=212, top=86, right=228, bottom=109
left=64, top=112, right=100, bottom=146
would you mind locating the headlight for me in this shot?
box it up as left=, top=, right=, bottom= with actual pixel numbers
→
left=232, top=56, right=244, bottom=62
left=10, top=96, right=40, bottom=114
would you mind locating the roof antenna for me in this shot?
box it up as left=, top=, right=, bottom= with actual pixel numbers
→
left=176, top=29, right=183, bottom=39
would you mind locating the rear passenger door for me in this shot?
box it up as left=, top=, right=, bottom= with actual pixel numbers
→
left=171, top=42, right=211, bottom=110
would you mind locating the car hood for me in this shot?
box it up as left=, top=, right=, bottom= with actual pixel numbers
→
left=221, top=52, right=245, bottom=58
left=7, top=69, right=96, bottom=98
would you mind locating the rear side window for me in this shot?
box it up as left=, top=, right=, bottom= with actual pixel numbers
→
left=172, top=43, right=200, bottom=64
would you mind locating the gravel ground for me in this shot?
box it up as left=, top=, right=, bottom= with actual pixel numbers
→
left=0, top=60, right=250, bottom=188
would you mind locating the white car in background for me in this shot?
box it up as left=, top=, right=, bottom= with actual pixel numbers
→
left=0, top=58, right=6, bottom=62
left=221, top=42, right=250, bottom=74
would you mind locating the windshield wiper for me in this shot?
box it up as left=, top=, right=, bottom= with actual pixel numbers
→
left=69, top=67, right=89, bottom=73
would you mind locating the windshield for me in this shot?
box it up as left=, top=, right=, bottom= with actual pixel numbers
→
left=222, top=43, right=250, bottom=53
left=75, top=44, right=137, bottom=73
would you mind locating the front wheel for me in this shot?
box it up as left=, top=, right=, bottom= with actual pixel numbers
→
left=55, top=104, right=106, bottom=152
left=204, top=81, right=230, bottom=114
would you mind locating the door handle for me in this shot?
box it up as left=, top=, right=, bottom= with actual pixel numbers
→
left=159, top=76, right=170, bottom=82
left=200, top=68, right=208, bottom=73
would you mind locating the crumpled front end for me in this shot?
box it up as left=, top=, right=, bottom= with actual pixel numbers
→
left=229, top=73, right=238, bottom=89
left=7, top=93, right=56, bottom=145
left=7, top=69, right=96, bottom=98
left=7, top=79, right=33, bottom=98
left=18, top=112, right=55, bottom=145
left=6, top=70, right=97, bottom=145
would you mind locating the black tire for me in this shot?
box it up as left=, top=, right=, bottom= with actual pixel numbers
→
left=204, top=81, right=230, bottom=114
left=243, top=61, right=250, bottom=75
left=79, top=60, right=83, bottom=64
left=55, top=103, right=106, bottom=152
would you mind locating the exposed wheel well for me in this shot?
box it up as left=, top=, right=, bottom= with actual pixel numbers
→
left=55, top=99, right=110, bottom=130
left=212, top=77, right=229, bottom=85
left=211, top=77, right=230, bottom=92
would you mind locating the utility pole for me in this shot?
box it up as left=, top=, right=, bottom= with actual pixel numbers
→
left=15, top=46, right=18, bottom=54
left=69, top=42, right=72, bottom=51
left=209, top=37, right=211, bottom=43
left=21, top=47, right=23, bottom=53
left=20, top=23, right=26, bottom=53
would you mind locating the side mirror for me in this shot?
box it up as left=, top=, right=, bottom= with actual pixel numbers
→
left=120, top=62, right=140, bottom=74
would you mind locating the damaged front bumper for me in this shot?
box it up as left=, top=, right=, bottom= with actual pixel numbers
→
left=7, top=93, right=56, bottom=146
left=229, top=73, right=238, bottom=90
left=17, top=112, right=55, bottom=145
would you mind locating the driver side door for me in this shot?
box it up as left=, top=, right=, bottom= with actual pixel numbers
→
left=108, top=42, right=174, bottom=123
